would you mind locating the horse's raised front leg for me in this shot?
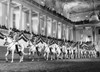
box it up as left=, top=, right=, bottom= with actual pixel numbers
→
left=11, top=50, right=14, bottom=63
left=5, top=50, right=9, bottom=62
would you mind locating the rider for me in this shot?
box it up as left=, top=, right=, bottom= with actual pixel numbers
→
left=13, top=32, right=19, bottom=42
left=8, top=28, right=14, bottom=38
left=13, top=32, right=22, bottom=52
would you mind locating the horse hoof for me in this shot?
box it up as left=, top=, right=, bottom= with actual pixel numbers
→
left=11, top=61, right=13, bottom=63
left=19, top=61, right=23, bottom=63
left=32, top=59, right=34, bottom=62
left=19, top=60, right=23, bottom=63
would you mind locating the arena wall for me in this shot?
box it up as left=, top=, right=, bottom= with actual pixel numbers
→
left=0, top=39, right=4, bottom=46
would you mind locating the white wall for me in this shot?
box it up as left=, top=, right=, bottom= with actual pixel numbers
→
left=0, top=39, right=4, bottom=46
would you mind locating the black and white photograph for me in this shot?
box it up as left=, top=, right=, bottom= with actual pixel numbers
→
left=0, top=0, right=100, bottom=72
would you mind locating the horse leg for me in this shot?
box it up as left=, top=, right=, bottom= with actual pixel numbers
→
left=51, top=55, right=53, bottom=60
left=32, top=52, right=35, bottom=61
left=5, top=50, right=9, bottom=62
left=20, top=55, right=24, bottom=63
left=19, top=52, right=24, bottom=63
left=46, top=53, right=49, bottom=61
left=44, top=52, right=48, bottom=60
left=43, top=52, right=46, bottom=58
left=50, top=53, right=53, bottom=60
left=11, top=50, right=14, bottom=63
left=56, top=52, right=60, bottom=60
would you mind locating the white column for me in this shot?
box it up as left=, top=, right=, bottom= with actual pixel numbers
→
left=66, top=26, right=69, bottom=40
left=10, top=7, right=14, bottom=28
left=92, top=26, right=96, bottom=44
left=69, top=27, right=71, bottom=41
left=22, top=12, right=27, bottom=30
left=19, top=5, right=23, bottom=30
left=73, top=26, right=76, bottom=42
left=47, top=17, right=52, bottom=37
left=0, top=3, right=2, bottom=25
left=44, top=15, right=46, bottom=36
left=7, top=0, right=11, bottom=30
left=15, top=10, right=20, bottom=29
left=71, top=27, right=74, bottom=41
left=58, top=22, right=62, bottom=39
left=29, top=10, right=32, bottom=34
left=56, top=22, right=58, bottom=39
left=38, top=13, right=40, bottom=34
left=45, top=15, right=47, bottom=36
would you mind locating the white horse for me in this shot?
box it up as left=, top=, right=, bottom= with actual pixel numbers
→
left=35, top=42, right=44, bottom=53
left=61, top=45, right=68, bottom=59
left=4, top=36, right=27, bottom=63
left=49, top=43, right=61, bottom=60
left=26, top=40, right=37, bottom=61
left=27, top=40, right=51, bottom=61
left=49, top=44, right=56, bottom=60
left=42, top=42, right=50, bottom=60
left=54, top=44, right=61, bottom=59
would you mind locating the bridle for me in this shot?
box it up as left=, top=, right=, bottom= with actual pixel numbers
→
left=4, top=36, right=14, bottom=46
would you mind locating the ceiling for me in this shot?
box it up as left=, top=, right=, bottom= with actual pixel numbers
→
left=33, top=0, right=100, bottom=22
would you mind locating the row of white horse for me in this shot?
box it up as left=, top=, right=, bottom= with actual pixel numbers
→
left=3, top=36, right=97, bottom=63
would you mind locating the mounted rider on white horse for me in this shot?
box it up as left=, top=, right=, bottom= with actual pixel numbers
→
left=4, top=31, right=27, bottom=63
left=49, top=42, right=61, bottom=60
left=35, top=41, right=44, bottom=56
left=42, top=39, right=51, bottom=60
left=26, top=38, right=37, bottom=61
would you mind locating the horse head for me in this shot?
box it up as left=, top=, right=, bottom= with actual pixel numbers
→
left=3, top=36, right=8, bottom=46
left=3, top=36, right=13, bottom=46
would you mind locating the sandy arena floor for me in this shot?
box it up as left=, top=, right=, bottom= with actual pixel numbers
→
left=0, top=46, right=100, bottom=72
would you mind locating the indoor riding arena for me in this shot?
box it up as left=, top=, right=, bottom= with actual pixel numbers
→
left=0, top=0, right=100, bottom=72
